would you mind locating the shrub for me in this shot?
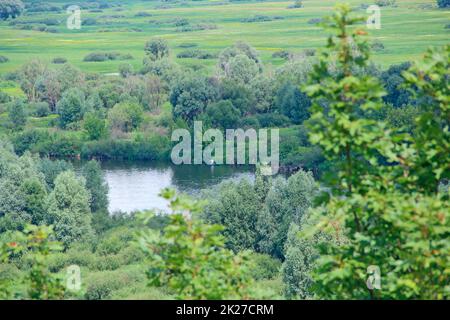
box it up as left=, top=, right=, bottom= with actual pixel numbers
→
left=249, top=253, right=282, bottom=280
left=375, top=0, right=396, bottom=6
left=437, top=0, right=450, bottom=8
left=176, top=49, right=217, bottom=59
left=51, top=57, right=67, bottom=64
left=134, top=11, right=152, bottom=17
left=31, top=102, right=51, bottom=117
left=307, top=18, right=323, bottom=25
left=255, top=113, right=291, bottom=128
left=0, top=91, right=11, bottom=103
left=0, top=56, right=9, bottom=63
left=83, top=52, right=133, bottom=62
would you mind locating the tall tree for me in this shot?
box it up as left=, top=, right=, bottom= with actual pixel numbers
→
left=144, top=38, right=169, bottom=61
left=46, top=171, right=94, bottom=247
left=0, top=0, right=24, bottom=20
left=303, top=5, right=449, bottom=299
left=8, top=99, right=27, bottom=129
left=81, top=160, right=108, bottom=213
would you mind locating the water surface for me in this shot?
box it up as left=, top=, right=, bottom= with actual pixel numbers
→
left=98, top=161, right=254, bottom=213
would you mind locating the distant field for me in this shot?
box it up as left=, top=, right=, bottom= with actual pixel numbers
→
left=0, top=0, right=448, bottom=74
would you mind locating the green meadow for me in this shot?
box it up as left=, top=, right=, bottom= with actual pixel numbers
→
left=0, top=0, right=448, bottom=75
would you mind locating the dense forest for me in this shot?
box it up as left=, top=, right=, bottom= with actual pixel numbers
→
left=0, top=0, right=449, bottom=300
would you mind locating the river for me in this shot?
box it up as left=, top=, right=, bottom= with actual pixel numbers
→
left=94, top=161, right=255, bottom=213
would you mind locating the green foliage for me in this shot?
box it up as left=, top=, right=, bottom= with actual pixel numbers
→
left=144, top=38, right=170, bottom=61
left=81, top=160, right=109, bottom=213
left=225, top=54, right=259, bottom=84
left=276, top=82, right=311, bottom=124
left=170, top=74, right=218, bottom=122
left=8, top=99, right=27, bottom=129
left=203, top=179, right=263, bottom=252
left=108, top=101, right=144, bottom=133
left=302, top=5, right=450, bottom=299
left=0, top=144, right=48, bottom=231
left=259, top=170, right=317, bottom=258
left=56, top=88, right=87, bottom=129
left=249, top=253, right=282, bottom=280
left=380, top=62, right=412, bottom=108
left=437, top=0, right=450, bottom=8
left=0, top=0, right=24, bottom=20
left=83, top=112, right=107, bottom=140
left=0, top=224, right=65, bottom=300
left=204, top=99, right=240, bottom=129
left=46, top=171, right=94, bottom=247
left=139, top=189, right=254, bottom=300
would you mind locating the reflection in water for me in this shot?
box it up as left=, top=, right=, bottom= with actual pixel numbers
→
left=98, top=161, right=254, bottom=213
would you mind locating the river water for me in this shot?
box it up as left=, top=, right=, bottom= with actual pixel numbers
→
left=97, top=161, right=255, bottom=213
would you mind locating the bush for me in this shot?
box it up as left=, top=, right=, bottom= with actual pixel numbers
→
left=307, top=18, right=323, bottom=25
left=81, top=137, right=171, bottom=160
left=82, top=18, right=98, bottom=26
left=134, top=11, right=152, bottom=17
left=0, top=91, right=11, bottom=103
left=31, top=102, right=51, bottom=117
left=255, top=113, right=291, bottom=128
left=272, top=50, right=290, bottom=59
left=371, top=40, right=385, bottom=52
left=249, top=253, right=282, bottom=280
left=0, top=56, right=9, bottom=63
left=52, top=57, right=67, bottom=64
left=437, top=0, right=450, bottom=7
left=177, top=24, right=217, bottom=32
left=83, top=52, right=133, bottom=62
left=375, top=0, right=396, bottom=6
left=176, top=49, right=217, bottom=59
left=241, top=15, right=284, bottom=23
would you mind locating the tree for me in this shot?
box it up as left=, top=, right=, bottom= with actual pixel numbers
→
left=202, top=179, right=264, bottom=252
left=250, top=75, right=276, bottom=113
left=380, top=62, right=413, bottom=108
left=139, top=189, right=254, bottom=300
left=0, top=225, right=65, bottom=300
left=0, top=145, right=47, bottom=232
left=118, top=63, right=133, bottom=78
left=144, top=38, right=169, bottom=61
left=205, top=100, right=240, bottom=129
left=19, top=59, right=47, bottom=103
left=219, top=79, right=255, bottom=115
left=81, top=160, right=109, bottom=213
left=225, top=54, right=259, bottom=84
left=282, top=223, right=314, bottom=299
left=303, top=5, right=449, bottom=299
left=37, top=158, right=74, bottom=190
left=170, top=74, right=218, bottom=122
left=9, top=99, right=27, bottom=129
left=36, top=64, right=85, bottom=111
left=142, top=74, right=167, bottom=111
left=258, top=170, right=317, bottom=259
left=83, top=112, right=107, bottom=140
left=0, top=0, right=24, bottom=20
left=437, top=0, right=450, bottom=8
left=46, top=171, right=94, bottom=247
left=56, top=88, right=86, bottom=128
left=107, top=101, right=144, bottom=133
left=218, top=41, right=261, bottom=74
left=276, top=82, right=311, bottom=124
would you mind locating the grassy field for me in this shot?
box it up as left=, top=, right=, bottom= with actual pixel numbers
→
left=0, top=0, right=448, bottom=75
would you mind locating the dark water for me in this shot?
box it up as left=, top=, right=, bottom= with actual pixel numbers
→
left=96, top=161, right=255, bottom=213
